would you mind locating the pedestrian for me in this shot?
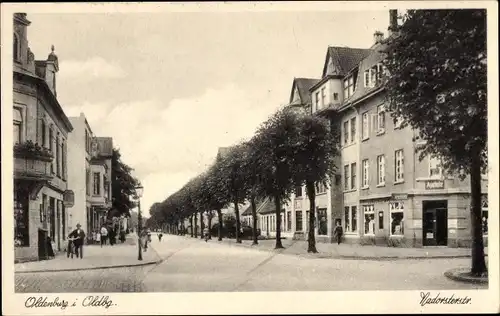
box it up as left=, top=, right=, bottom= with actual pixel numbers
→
left=158, top=232, right=163, bottom=242
left=100, top=225, right=108, bottom=247
left=203, top=227, right=209, bottom=242
left=95, top=230, right=101, bottom=246
left=334, top=221, right=343, bottom=245
left=68, top=223, right=86, bottom=259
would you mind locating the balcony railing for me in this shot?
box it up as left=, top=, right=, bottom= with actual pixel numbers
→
left=14, top=142, right=53, bottom=181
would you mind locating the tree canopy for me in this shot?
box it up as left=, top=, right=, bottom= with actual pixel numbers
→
left=111, top=148, right=141, bottom=217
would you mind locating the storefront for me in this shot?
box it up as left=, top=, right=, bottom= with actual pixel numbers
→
left=422, top=200, right=448, bottom=246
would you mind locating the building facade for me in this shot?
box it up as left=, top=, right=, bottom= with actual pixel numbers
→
left=286, top=11, right=488, bottom=248
left=67, top=114, right=113, bottom=242
left=13, top=13, right=74, bottom=262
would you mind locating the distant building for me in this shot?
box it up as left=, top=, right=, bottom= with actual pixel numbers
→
left=67, top=114, right=113, bottom=242
left=13, top=13, right=74, bottom=262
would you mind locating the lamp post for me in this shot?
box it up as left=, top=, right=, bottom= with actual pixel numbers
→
left=135, top=184, right=144, bottom=261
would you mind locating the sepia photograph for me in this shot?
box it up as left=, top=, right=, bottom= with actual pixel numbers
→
left=1, top=1, right=498, bottom=315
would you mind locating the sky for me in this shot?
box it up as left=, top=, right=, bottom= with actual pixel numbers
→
left=27, top=10, right=390, bottom=216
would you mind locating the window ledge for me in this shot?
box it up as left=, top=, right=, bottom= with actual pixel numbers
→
left=394, top=180, right=405, bottom=185
left=376, top=130, right=386, bottom=136
left=344, top=232, right=359, bottom=236
left=362, top=137, right=369, bottom=142
left=389, top=235, right=404, bottom=238
left=343, top=189, right=357, bottom=193
left=316, top=192, right=327, bottom=196
left=363, top=233, right=375, bottom=236
left=361, top=186, right=369, bottom=190
left=376, top=183, right=386, bottom=188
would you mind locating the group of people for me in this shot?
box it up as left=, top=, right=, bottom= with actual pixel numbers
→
left=66, top=223, right=129, bottom=259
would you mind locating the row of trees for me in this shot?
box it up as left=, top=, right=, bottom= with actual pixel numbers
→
left=110, top=148, right=141, bottom=219
left=150, top=10, right=487, bottom=275
left=148, top=108, right=339, bottom=253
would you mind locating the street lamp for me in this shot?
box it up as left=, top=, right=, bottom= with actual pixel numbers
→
left=135, top=184, right=144, bottom=261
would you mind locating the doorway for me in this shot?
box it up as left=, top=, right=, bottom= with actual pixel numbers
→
left=423, top=200, right=448, bottom=246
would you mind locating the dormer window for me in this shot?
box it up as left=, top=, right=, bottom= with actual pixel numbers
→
left=364, top=63, right=386, bottom=88
left=343, top=75, right=355, bottom=99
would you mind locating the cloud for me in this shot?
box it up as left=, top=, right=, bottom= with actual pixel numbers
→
left=70, top=84, right=279, bottom=213
left=59, top=57, right=126, bottom=80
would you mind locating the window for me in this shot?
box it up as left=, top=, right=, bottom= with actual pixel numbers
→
left=295, top=211, right=303, bottom=231
left=482, top=199, right=488, bottom=235
left=377, top=104, right=386, bottom=134
left=394, top=149, right=404, bottom=182
left=49, top=127, right=54, bottom=173
left=316, top=182, right=327, bottom=194
left=295, top=186, right=303, bottom=198
left=85, top=130, right=89, bottom=153
left=56, top=134, right=60, bottom=177
left=344, top=165, right=350, bottom=190
left=40, top=194, right=47, bottom=223
left=343, top=75, right=355, bottom=99
left=333, top=93, right=339, bottom=101
left=363, top=205, right=375, bottom=235
left=93, top=172, right=101, bottom=195
left=14, top=194, right=29, bottom=247
left=315, top=92, right=320, bottom=111
left=377, top=155, right=385, bottom=185
left=364, top=64, right=384, bottom=88
left=390, top=202, right=404, bottom=236
left=345, top=206, right=357, bottom=233
left=287, top=211, right=292, bottom=231
left=318, top=208, right=327, bottom=236
left=429, top=156, right=442, bottom=178
left=350, top=117, right=356, bottom=143
left=86, top=169, right=91, bottom=196
left=321, top=87, right=326, bottom=108
left=343, top=121, right=349, bottom=145
left=370, top=67, right=377, bottom=87
left=350, top=163, right=357, bottom=190
left=62, top=140, right=66, bottom=180
left=362, top=112, right=369, bottom=140
left=394, top=115, right=403, bottom=129
left=13, top=107, right=22, bottom=144
left=41, top=120, right=47, bottom=147
left=13, top=33, right=20, bottom=61
left=362, top=159, right=369, bottom=188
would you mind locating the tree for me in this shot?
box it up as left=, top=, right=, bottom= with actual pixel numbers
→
left=218, top=144, right=248, bottom=243
left=251, top=107, right=302, bottom=249
left=293, top=114, right=339, bottom=253
left=205, top=161, right=230, bottom=241
left=111, top=148, right=140, bottom=217
left=241, top=141, right=263, bottom=245
left=383, top=9, right=487, bottom=275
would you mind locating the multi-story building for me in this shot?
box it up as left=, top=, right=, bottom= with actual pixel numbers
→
left=67, top=114, right=113, bottom=242
left=288, top=10, right=489, bottom=248
left=13, top=13, right=74, bottom=262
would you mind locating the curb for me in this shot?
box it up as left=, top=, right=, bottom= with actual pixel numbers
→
left=15, top=259, right=163, bottom=274
left=444, top=267, right=489, bottom=285
left=170, top=235, right=485, bottom=261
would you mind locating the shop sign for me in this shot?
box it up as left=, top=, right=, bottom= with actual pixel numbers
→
left=392, top=193, right=408, bottom=200
left=425, top=180, right=444, bottom=190
left=63, top=190, right=75, bottom=208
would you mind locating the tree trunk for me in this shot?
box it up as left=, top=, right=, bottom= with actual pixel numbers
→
left=217, top=209, right=223, bottom=241
left=194, top=212, right=198, bottom=238
left=200, top=211, right=205, bottom=239
left=470, top=150, right=487, bottom=276
left=306, top=181, right=318, bottom=253
left=251, top=195, right=258, bottom=245
left=208, top=211, right=213, bottom=239
left=235, top=200, right=242, bottom=243
left=274, top=194, right=284, bottom=249
left=190, top=215, right=194, bottom=237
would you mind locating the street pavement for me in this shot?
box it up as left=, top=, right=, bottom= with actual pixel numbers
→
left=15, top=234, right=487, bottom=293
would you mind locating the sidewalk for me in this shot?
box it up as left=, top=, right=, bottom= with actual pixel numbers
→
left=15, top=234, right=162, bottom=273
left=198, top=236, right=488, bottom=260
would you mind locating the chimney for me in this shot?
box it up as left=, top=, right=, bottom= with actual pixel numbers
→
left=389, top=10, right=398, bottom=36
left=373, top=31, right=384, bottom=44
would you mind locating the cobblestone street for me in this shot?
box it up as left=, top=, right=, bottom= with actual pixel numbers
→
left=15, top=235, right=488, bottom=293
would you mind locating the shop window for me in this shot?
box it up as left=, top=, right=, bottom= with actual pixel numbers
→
left=390, top=202, right=404, bottom=236
left=364, top=205, right=375, bottom=235
left=318, top=208, right=328, bottom=236
left=345, top=206, right=357, bottom=233
left=14, top=196, right=29, bottom=247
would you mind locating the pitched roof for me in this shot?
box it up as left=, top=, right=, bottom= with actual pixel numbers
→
left=256, top=198, right=277, bottom=215
left=289, top=78, right=320, bottom=105
left=323, top=46, right=371, bottom=77
left=343, top=42, right=387, bottom=106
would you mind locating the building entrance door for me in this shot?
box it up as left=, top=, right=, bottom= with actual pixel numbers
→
left=423, top=200, right=448, bottom=246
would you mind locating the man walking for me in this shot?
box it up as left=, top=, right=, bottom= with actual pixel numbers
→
left=334, top=221, right=343, bottom=245
left=68, top=223, right=86, bottom=259
left=100, top=225, right=108, bottom=247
